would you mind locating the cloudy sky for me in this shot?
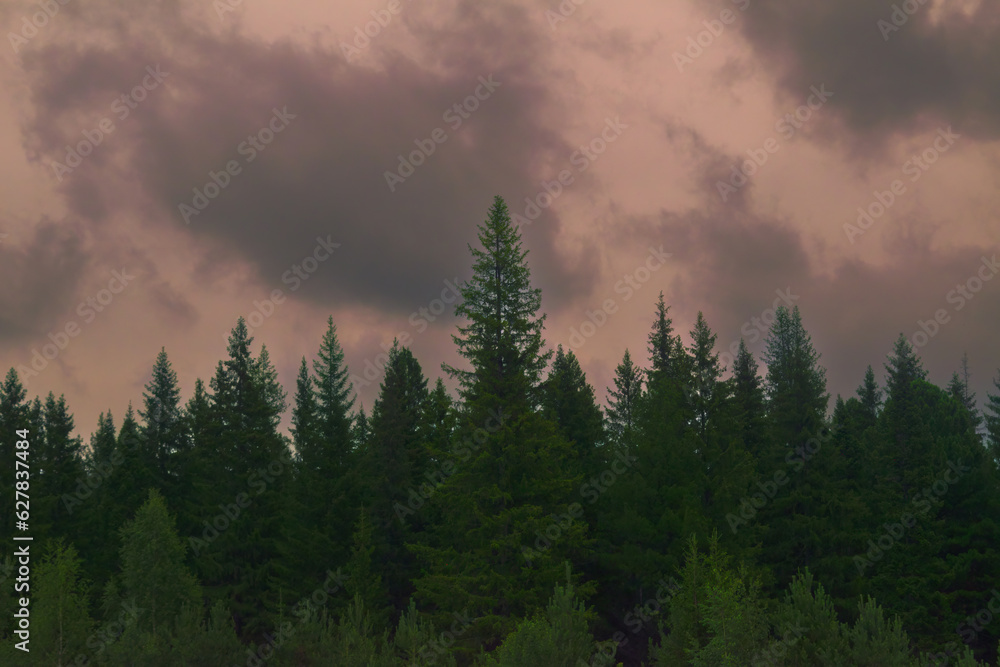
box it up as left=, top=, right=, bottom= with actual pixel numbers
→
left=1, top=0, right=998, bottom=437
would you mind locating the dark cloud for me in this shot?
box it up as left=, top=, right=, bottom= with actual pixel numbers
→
left=614, top=118, right=1000, bottom=407
left=0, top=217, right=89, bottom=344
left=711, top=0, right=1000, bottom=153
left=15, top=0, right=599, bottom=322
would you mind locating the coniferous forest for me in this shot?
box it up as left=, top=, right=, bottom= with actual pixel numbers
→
left=3, top=196, right=1000, bottom=666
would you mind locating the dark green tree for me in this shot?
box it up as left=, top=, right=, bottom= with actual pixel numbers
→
left=604, top=349, right=644, bottom=454
left=361, top=341, right=429, bottom=615
left=541, top=345, right=606, bottom=477
left=411, top=196, right=589, bottom=657
left=35, top=392, right=86, bottom=548
left=0, top=369, right=28, bottom=547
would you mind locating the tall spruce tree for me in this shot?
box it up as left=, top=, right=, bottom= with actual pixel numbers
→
left=361, top=341, right=429, bottom=616
left=200, top=319, right=293, bottom=639
left=139, top=348, right=186, bottom=497
left=299, top=318, right=357, bottom=572
left=411, top=195, right=589, bottom=658
left=35, top=392, right=86, bottom=549
left=755, top=306, right=832, bottom=593
left=731, top=339, right=767, bottom=462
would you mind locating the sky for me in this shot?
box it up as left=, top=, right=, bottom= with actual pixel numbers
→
left=1, top=0, right=998, bottom=438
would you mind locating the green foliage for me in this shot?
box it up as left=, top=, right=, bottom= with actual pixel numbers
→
left=651, top=533, right=768, bottom=667
left=31, top=541, right=94, bottom=666
left=482, top=572, right=611, bottom=667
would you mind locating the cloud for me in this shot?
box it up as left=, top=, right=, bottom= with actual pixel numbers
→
left=718, top=0, right=1000, bottom=154
left=13, top=0, right=600, bottom=324
left=0, top=217, right=89, bottom=344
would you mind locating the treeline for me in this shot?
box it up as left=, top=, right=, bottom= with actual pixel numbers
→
left=1, top=195, right=999, bottom=665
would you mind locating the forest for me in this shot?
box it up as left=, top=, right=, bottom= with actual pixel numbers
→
left=0, top=195, right=998, bottom=666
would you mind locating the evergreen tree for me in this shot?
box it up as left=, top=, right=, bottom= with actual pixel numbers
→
left=31, top=541, right=95, bottom=666
left=298, top=318, right=357, bottom=574
left=77, top=410, right=119, bottom=589
left=541, top=345, right=606, bottom=476
left=0, top=369, right=28, bottom=546
left=986, top=370, right=1000, bottom=467
left=857, top=365, right=883, bottom=428
left=755, top=306, right=832, bottom=592
left=647, top=291, right=684, bottom=381
left=139, top=348, right=186, bottom=494
left=605, top=349, right=644, bottom=453
left=761, top=305, right=829, bottom=459
left=948, top=353, right=984, bottom=436
left=291, top=357, right=320, bottom=462
left=731, top=339, right=767, bottom=461
left=35, top=392, right=86, bottom=548
left=651, top=534, right=769, bottom=667
left=412, top=196, right=589, bottom=657
left=199, top=319, right=293, bottom=639
left=112, top=489, right=202, bottom=641
left=687, top=312, right=725, bottom=439
left=361, top=341, right=429, bottom=615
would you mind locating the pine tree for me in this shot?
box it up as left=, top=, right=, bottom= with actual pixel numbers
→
left=361, top=341, right=429, bottom=615
left=442, top=195, right=552, bottom=409
left=291, top=357, right=321, bottom=462
left=647, top=291, right=686, bottom=382
left=35, top=392, right=86, bottom=549
left=857, top=365, right=882, bottom=428
left=731, top=339, right=767, bottom=461
left=947, top=353, right=983, bottom=436
left=77, top=410, right=119, bottom=589
left=761, top=305, right=829, bottom=459
left=412, top=196, right=589, bottom=657
left=0, top=369, right=28, bottom=546
left=605, top=349, right=644, bottom=453
left=176, top=379, right=211, bottom=553
left=31, top=541, right=95, bottom=666
left=756, top=306, right=832, bottom=592
left=115, top=489, right=202, bottom=639
left=986, top=370, right=1000, bottom=467
left=101, top=404, right=153, bottom=552
left=199, top=319, right=293, bottom=639
left=541, top=345, right=605, bottom=476
left=687, top=312, right=725, bottom=441
left=299, top=318, right=357, bottom=572
left=139, top=348, right=187, bottom=495
left=879, top=334, right=930, bottom=489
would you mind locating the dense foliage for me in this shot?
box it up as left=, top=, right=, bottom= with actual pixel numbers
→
left=1, top=195, right=998, bottom=665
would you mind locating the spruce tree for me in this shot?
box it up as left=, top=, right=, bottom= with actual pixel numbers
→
left=947, top=353, right=983, bottom=436
left=857, top=365, right=882, bottom=428
left=299, top=318, right=357, bottom=571
left=35, top=392, right=86, bottom=549
left=756, top=306, right=832, bottom=592
left=986, top=370, right=1000, bottom=467
left=31, top=541, right=95, bottom=666
left=200, top=319, right=293, bottom=639
left=761, top=305, right=829, bottom=459
left=541, top=345, right=606, bottom=477
left=605, top=349, right=644, bottom=454
left=361, top=341, right=429, bottom=615
left=411, top=195, right=589, bottom=657
left=114, top=489, right=202, bottom=640
left=139, top=349, right=187, bottom=494
left=731, top=339, right=767, bottom=461
left=0, top=369, right=28, bottom=546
